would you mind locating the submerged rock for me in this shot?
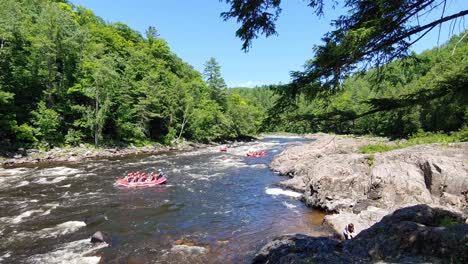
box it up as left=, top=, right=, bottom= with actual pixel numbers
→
left=253, top=205, right=468, bottom=264
left=90, top=231, right=111, bottom=244
left=85, top=215, right=108, bottom=227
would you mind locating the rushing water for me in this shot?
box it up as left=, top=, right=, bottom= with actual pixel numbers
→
left=0, top=136, right=332, bottom=264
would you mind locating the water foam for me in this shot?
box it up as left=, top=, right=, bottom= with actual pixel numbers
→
left=38, top=167, right=81, bottom=177
left=265, top=188, right=302, bottom=198
left=0, top=252, right=11, bottom=263
left=37, top=221, right=86, bottom=238
left=36, top=176, right=67, bottom=184
left=41, top=203, right=60, bottom=216
left=28, top=238, right=106, bottom=264
left=0, top=168, right=33, bottom=190
left=282, top=201, right=298, bottom=209
left=11, top=209, right=44, bottom=224
left=16, top=181, right=30, bottom=187
left=0, top=167, right=31, bottom=176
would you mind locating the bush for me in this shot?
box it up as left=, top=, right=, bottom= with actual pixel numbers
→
left=360, top=128, right=467, bottom=154
left=15, top=124, right=38, bottom=144
left=65, top=129, right=84, bottom=146
left=31, top=101, right=61, bottom=143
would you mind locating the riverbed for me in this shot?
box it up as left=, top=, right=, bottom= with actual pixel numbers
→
left=0, top=136, right=332, bottom=263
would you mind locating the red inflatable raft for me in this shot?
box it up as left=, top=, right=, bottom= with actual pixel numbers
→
left=246, top=151, right=268, bottom=157
left=116, top=177, right=167, bottom=187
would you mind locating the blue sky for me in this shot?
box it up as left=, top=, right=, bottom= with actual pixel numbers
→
left=71, top=0, right=467, bottom=87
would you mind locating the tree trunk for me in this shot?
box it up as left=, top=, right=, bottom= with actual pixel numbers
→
left=95, top=94, right=99, bottom=147
left=177, top=104, right=190, bottom=142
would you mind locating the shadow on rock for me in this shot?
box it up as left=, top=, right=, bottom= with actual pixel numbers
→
left=253, top=205, right=468, bottom=264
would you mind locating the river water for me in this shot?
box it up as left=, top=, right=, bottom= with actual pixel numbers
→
left=0, top=136, right=332, bottom=264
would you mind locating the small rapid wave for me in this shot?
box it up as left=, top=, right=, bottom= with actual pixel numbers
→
left=282, top=201, right=297, bottom=209
left=28, top=238, right=106, bottom=264
left=265, top=188, right=302, bottom=198
left=0, top=168, right=35, bottom=190
left=14, top=221, right=87, bottom=242
left=38, top=167, right=81, bottom=177
left=0, top=167, right=32, bottom=177
left=1, top=202, right=60, bottom=225
left=11, top=209, right=45, bottom=224
left=16, top=180, right=30, bottom=188
left=0, top=252, right=11, bottom=263
left=37, top=221, right=87, bottom=238
left=36, top=176, right=68, bottom=184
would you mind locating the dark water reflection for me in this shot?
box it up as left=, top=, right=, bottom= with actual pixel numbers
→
left=0, top=136, right=332, bottom=264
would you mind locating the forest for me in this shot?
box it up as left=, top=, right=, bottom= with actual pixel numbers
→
left=0, top=0, right=466, bottom=151
left=0, top=0, right=263, bottom=150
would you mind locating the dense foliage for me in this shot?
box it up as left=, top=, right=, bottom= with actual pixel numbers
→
left=0, top=0, right=265, bottom=150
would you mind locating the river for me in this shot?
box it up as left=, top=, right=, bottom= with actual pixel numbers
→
left=0, top=136, right=332, bottom=263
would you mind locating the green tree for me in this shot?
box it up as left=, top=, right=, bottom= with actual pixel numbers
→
left=78, top=54, right=119, bottom=146
left=203, top=57, right=227, bottom=106
left=203, top=57, right=227, bottom=90
left=222, top=0, right=468, bottom=97
left=31, top=101, right=61, bottom=144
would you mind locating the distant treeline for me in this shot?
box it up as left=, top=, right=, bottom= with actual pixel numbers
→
left=0, top=0, right=263, bottom=149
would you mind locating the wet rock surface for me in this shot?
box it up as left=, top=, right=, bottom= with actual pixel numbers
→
left=270, top=134, right=468, bottom=235
left=90, top=231, right=111, bottom=244
left=253, top=205, right=468, bottom=264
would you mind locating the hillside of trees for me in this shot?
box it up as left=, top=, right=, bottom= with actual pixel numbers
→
left=0, top=0, right=264, bottom=150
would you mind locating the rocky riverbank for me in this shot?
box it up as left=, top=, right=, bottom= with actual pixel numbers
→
left=0, top=142, right=212, bottom=167
left=253, top=205, right=468, bottom=263
left=256, top=133, right=468, bottom=262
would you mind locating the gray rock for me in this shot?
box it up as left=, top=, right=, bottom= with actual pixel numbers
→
left=252, top=234, right=342, bottom=264
left=253, top=205, right=468, bottom=264
left=90, top=231, right=111, bottom=244
left=270, top=134, right=468, bottom=235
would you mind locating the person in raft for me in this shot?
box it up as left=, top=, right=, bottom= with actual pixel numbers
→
left=125, top=173, right=131, bottom=182
left=149, top=172, right=156, bottom=181
left=127, top=172, right=136, bottom=183
left=133, top=172, right=140, bottom=182
left=140, top=172, right=147, bottom=182
left=156, top=169, right=165, bottom=180
left=343, top=223, right=355, bottom=240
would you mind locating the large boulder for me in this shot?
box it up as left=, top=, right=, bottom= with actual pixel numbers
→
left=252, top=205, right=468, bottom=264
left=90, top=231, right=111, bottom=244
left=252, top=234, right=342, bottom=264
left=271, top=134, right=468, bottom=235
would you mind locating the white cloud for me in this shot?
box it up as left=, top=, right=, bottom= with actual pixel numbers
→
left=228, top=80, right=268, bottom=88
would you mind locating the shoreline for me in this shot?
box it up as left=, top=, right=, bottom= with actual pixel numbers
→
left=0, top=142, right=215, bottom=168
left=254, top=133, right=468, bottom=263
left=0, top=134, right=297, bottom=168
